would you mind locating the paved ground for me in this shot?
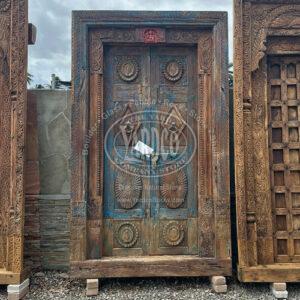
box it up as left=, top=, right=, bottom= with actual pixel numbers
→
left=1, top=271, right=300, bottom=299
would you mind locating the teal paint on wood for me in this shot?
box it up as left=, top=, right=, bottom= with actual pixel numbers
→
left=103, top=45, right=199, bottom=256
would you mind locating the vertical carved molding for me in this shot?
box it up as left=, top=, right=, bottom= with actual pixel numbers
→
left=197, top=33, right=215, bottom=258
left=234, top=0, right=249, bottom=268
left=70, top=15, right=88, bottom=262
left=252, top=61, right=274, bottom=265
left=242, top=2, right=259, bottom=267
left=0, top=0, right=28, bottom=281
left=87, top=30, right=103, bottom=259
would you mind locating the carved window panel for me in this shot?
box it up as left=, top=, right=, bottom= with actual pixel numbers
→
left=234, top=0, right=300, bottom=283
left=268, top=56, right=300, bottom=263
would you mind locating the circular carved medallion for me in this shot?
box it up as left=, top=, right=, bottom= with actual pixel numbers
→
left=117, top=59, right=139, bottom=82
left=116, top=222, right=139, bottom=248
left=163, top=221, right=184, bottom=246
left=160, top=169, right=187, bottom=209
left=164, top=60, right=183, bottom=82
left=115, top=171, right=142, bottom=209
left=0, top=0, right=10, bottom=12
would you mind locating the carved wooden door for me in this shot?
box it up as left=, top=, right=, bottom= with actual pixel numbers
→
left=103, top=45, right=198, bottom=256
left=268, top=56, right=300, bottom=263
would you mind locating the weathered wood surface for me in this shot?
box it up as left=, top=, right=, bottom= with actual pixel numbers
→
left=71, top=257, right=232, bottom=278
left=71, top=11, right=230, bottom=279
left=234, top=0, right=300, bottom=282
left=0, top=0, right=28, bottom=285
left=238, top=263, right=300, bottom=282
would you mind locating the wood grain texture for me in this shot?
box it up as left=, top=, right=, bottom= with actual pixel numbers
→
left=0, top=0, right=28, bottom=285
left=71, top=11, right=230, bottom=278
left=71, top=256, right=232, bottom=278
left=238, top=263, right=300, bottom=282
left=234, top=0, right=300, bottom=282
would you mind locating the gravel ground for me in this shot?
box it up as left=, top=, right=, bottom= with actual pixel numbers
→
left=1, top=271, right=300, bottom=299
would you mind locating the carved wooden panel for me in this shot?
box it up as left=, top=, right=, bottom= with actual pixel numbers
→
left=71, top=11, right=230, bottom=278
left=234, top=0, right=300, bottom=282
left=0, top=0, right=28, bottom=284
left=268, top=56, right=300, bottom=263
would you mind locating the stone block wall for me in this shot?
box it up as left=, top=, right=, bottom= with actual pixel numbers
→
left=25, top=90, right=71, bottom=271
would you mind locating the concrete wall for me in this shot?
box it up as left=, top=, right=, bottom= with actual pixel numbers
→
left=25, top=90, right=71, bottom=271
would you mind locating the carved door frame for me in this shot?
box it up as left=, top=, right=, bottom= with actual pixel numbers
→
left=234, top=0, right=300, bottom=282
left=0, top=0, right=28, bottom=285
left=71, top=11, right=230, bottom=278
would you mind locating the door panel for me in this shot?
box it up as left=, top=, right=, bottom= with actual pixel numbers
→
left=103, top=46, right=151, bottom=256
left=150, top=47, right=198, bottom=255
left=268, top=56, right=300, bottom=263
left=103, top=45, right=198, bottom=257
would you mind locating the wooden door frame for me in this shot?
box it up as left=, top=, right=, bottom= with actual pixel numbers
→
left=234, top=0, right=300, bottom=282
left=71, top=11, right=230, bottom=278
left=0, top=0, right=28, bottom=285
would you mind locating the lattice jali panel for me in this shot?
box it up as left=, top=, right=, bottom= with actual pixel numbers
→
left=268, top=56, right=300, bottom=263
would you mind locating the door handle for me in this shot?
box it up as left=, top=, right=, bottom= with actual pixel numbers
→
left=151, top=153, right=160, bottom=168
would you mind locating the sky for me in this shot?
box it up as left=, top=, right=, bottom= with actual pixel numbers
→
left=28, top=0, right=233, bottom=87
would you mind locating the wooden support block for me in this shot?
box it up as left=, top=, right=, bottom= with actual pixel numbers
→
left=210, top=276, right=227, bottom=293
left=86, top=279, right=99, bottom=296
left=271, top=283, right=288, bottom=299
left=7, top=279, right=30, bottom=300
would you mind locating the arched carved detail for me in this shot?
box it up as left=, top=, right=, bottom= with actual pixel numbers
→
left=251, top=6, right=300, bottom=72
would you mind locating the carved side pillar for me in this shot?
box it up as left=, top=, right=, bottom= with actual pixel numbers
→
left=0, top=0, right=29, bottom=285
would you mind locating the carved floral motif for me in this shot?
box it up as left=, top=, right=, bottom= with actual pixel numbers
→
left=163, top=221, right=185, bottom=246
left=163, top=60, right=183, bottom=82
left=117, top=58, right=139, bottom=82
left=115, top=222, right=139, bottom=248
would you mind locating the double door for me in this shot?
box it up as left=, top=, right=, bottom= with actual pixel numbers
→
left=103, top=45, right=198, bottom=256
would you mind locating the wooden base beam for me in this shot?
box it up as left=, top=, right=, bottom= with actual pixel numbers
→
left=0, top=268, right=29, bottom=285
left=71, top=256, right=232, bottom=279
left=238, top=263, right=300, bottom=282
